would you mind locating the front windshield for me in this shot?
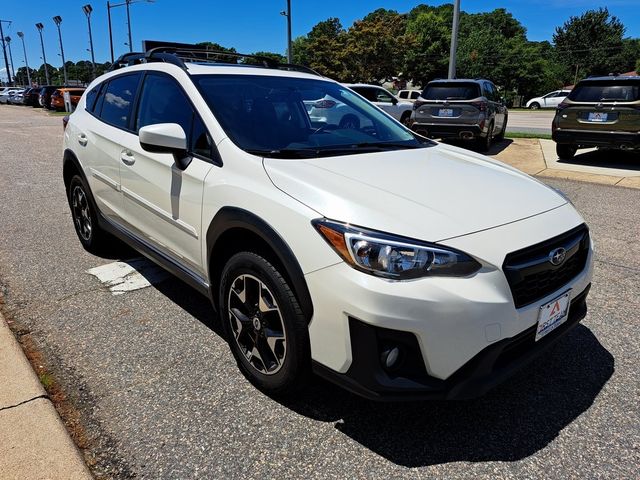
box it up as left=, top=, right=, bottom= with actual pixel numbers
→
left=194, top=75, right=431, bottom=158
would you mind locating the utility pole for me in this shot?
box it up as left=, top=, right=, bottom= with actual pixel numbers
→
left=280, top=1, right=292, bottom=63
left=0, top=20, right=12, bottom=85
left=5, top=36, right=15, bottom=84
left=125, top=0, right=133, bottom=52
left=83, top=5, right=97, bottom=78
left=35, top=23, right=50, bottom=85
left=17, top=32, right=31, bottom=86
left=448, top=0, right=461, bottom=79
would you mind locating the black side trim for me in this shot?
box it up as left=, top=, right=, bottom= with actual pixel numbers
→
left=206, top=207, right=313, bottom=321
left=97, top=213, right=210, bottom=298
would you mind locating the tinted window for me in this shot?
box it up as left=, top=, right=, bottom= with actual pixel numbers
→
left=98, top=74, right=141, bottom=129
left=568, top=81, right=640, bottom=102
left=398, top=91, right=408, bottom=99
left=195, top=75, right=424, bottom=158
left=85, top=85, right=100, bottom=111
left=191, top=115, right=213, bottom=158
left=410, top=91, right=420, bottom=99
left=351, top=87, right=377, bottom=102
left=374, top=88, right=395, bottom=103
left=135, top=74, right=193, bottom=135
left=421, top=82, right=481, bottom=100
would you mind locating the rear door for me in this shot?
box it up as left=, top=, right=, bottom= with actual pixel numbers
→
left=558, top=80, right=640, bottom=132
left=544, top=91, right=563, bottom=108
left=80, top=73, right=142, bottom=222
left=118, top=72, right=215, bottom=275
left=414, top=82, right=482, bottom=125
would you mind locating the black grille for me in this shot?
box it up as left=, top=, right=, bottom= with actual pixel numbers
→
left=503, top=224, right=590, bottom=308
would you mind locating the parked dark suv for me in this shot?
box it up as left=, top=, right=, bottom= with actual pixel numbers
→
left=552, top=76, right=640, bottom=159
left=38, top=85, right=63, bottom=109
left=410, top=79, right=508, bottom=151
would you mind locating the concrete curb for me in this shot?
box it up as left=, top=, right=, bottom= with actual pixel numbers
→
left=489, top=138, right=640, bottom=189
left=0, top=312, right=92, bottom=480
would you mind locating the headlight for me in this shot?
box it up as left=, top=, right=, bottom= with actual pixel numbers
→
left=313, top=219, right=481, bottom=280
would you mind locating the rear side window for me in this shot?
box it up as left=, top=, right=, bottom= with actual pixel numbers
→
left=568, top=82, right=640, bottom=102
left=421, top=83, right=481, bottom=101
left=85, top=85, right=100, bottom=112
left=98, top=73, right=141, bottom=129
left=410, top=91, right=420, bottom=100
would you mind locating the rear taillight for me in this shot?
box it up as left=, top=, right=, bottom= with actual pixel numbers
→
left=471, top=101, right=487, bottom=112
left=556, top=101, right=570, bottom=112
left=413, top=100, right=426, bottom=110
left=313, top=99, right=337, bottom=109
left=63, top=116, right=69, bottom=131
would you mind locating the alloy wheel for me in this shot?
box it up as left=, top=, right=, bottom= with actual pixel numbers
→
left=227, top=274, right=287, bottom=375
left=71, top=185, right=92, bottom=241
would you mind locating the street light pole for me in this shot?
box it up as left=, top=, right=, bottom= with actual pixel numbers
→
left=83, top=5, right=97, bottom=78
left=280, top=1, right=292, bottom=63
left=35, top=23, right=50, bottom=85
left=107, top=1, right=114, bottom=63
left=4, top=36, right=15, bottom=84
left=0, top=20, right=12, bottom=85
left=125, top=0, right=133, bottom=53
left=53, top=16, right=68, bottom=85
left=17, top=32, right=31, bottom=86
left=448, top=0, right=461, bottom=79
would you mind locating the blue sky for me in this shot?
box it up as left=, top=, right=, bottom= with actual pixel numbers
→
left=1, top=0, right=639, bottom=80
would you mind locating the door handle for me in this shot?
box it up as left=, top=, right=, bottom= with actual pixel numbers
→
left=120, top=150, right=135, bottom=166
left=77, top=134, right=88, bottom=147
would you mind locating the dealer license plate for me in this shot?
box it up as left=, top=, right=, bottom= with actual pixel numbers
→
left=438, top=108, right=454, bottom=117
left=587, top=112, right=608, bottom=122
left=535, top=291, right=571, bottom=342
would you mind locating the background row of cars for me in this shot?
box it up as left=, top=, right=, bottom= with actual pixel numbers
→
left=0, top=86, right=85, bottom=111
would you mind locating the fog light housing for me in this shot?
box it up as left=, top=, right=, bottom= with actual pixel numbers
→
left=381, top=346, right=402, bottom=370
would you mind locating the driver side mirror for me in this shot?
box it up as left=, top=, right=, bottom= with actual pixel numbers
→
left=139, top=123, right=191, bottom=170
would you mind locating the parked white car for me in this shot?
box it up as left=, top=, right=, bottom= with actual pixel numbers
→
left=0, top=89, right=20, bottom=104
left=526, top=90, right=572, bottom=109
left=63, top=50, right=593, bottom=400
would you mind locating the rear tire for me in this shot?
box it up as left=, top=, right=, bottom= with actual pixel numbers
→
left=400, top=111, right=412, bottom=126
left=220, top=252, right=311, bottom=396
left=67, top=175, right=110, bottom=254
left=477, top=122, right=494, bottom=152
left=556, top=144, right=577, bottom=160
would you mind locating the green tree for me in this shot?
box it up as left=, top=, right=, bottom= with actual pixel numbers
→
left=292, top=18, right=349, bottom=80
left=341, top=9, right=407, bottom=83
left=402, top=8, right=450, bottom=86
left=553, top=8, right=626, bottom=78
left=244, top=51, right=286, bottom=65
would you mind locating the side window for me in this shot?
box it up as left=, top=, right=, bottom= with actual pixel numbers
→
left=191, top=115, right=213, bottom=159
left=99, top=74, right=141, bottom=129
left=375, top=88, right=394, bottom=103
left=398, top=91, right=408, bottom=99
left=84, top=84, right=100, bottom=112
left=410, top=91, right=420, bottom=100
left=135, top=74, right=193, bottom=136
left=353, top=87, right=377, bottom=102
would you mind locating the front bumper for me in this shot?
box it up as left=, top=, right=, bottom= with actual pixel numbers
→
left=553, top=129, right=640, bottom=149
left=306, top=204, right=593, bottom=400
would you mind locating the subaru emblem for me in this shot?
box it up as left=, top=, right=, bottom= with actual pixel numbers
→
left=549, top=247, right=567, bottom=266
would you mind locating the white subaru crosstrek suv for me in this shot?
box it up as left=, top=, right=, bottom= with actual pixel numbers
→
left=62, top=48, right=593, bottom=400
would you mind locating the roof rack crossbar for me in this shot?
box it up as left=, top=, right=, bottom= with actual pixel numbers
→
left=109, top=45, right=322, bottom=77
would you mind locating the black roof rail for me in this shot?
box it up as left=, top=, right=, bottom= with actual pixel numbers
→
left=109, top=44, right=322, bottom=77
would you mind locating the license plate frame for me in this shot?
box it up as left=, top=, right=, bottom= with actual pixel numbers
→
left=587, top=112, right=608, bottom=122
left=438, top=108, right=454, bottom=117
left=535, top=290, right=571, bottom=342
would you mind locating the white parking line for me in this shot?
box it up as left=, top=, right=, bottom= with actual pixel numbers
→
left=87, top=258, right=171, bottom=295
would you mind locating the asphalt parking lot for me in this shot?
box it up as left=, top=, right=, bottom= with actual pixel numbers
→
left=0, top=104, right=638, bottom=479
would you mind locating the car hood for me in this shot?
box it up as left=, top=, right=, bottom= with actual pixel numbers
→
left=263, top=143, right=566, bottom=242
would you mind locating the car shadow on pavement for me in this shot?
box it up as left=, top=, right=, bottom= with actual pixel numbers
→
left=558, top=149, right=640, bottom=171
left=278, top=325, right=613, bottom=467
left=144, top=275, right=613, bottom=468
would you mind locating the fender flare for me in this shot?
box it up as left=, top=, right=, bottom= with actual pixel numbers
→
left=206, top=207, right=314, bottom=322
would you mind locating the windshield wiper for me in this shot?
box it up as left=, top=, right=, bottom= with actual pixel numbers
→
left=352, top=142, right=420, bottom=150
left=246, top=148, right=321, bottom=159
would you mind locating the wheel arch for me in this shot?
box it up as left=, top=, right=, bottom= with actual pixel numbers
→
left=206, top=207, right=314, bottom=323
left=63, top=148, right=87, bottom=189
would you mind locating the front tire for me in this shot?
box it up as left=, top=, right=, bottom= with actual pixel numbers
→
left=556, top=144, right=577, bottom=160
left=530, top=102, right=540, bottom=110
left=67, top=175, right=110, bottom=253
left=220, top=252, right=311, bottom=395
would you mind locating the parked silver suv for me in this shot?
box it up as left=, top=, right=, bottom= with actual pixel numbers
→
left=410, top=79, right=508, bottom=151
